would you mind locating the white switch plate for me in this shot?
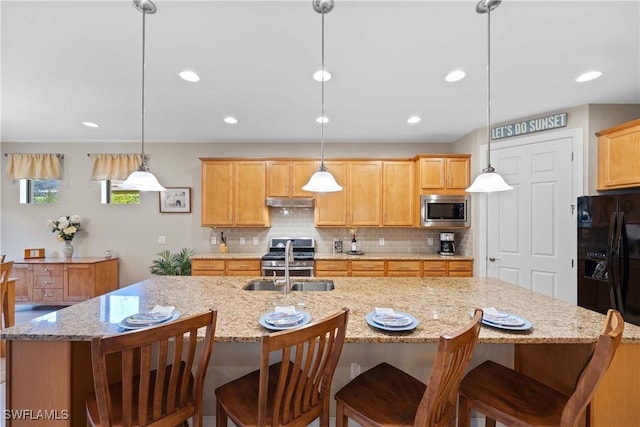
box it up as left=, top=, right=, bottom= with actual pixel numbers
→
left=211, top=236, right=217, bottom=245
left=427, top=238, right=434, bottom=246
left=240, top=237, right=246, bottom=245
left=350, top=362, right=361, bottom=379
left=253, top=237, right=259, bottom=245
left=379, top=238, right=385, bottom=246
left=158, top=235, right=167, bottom=244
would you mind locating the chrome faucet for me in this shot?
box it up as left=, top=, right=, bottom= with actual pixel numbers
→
left=274, top=240, right=294, bottom=294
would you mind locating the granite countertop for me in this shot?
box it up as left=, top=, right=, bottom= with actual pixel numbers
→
left=3, top=276, right=638, bottom=344
left=193, top=252, right=473, bottom=261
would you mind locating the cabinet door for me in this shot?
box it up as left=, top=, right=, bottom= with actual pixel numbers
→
left=267, top=161, right=290, bottom=197
left=235, top=161, right=269, bottom=226
left=65, top=264, right=95, bottom=302
left=315, top=161, right=348, bottom=226
left=202, top=161, right=234, bottom=226
left=291, top=161, right=317, bottom=197
left=349, top=161, right=382, bottom=226
left=10, top=263, right=32, bottom=302
left=420, top=158, right=446, bottom=190
left=597, top=122, right=640, bottom=189
left=446, top=157, right=470, bottom=192
left=382, top=161, right=414, bottom=226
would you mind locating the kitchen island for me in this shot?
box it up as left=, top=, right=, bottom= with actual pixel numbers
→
left=3, top=276, right=639, bottom=426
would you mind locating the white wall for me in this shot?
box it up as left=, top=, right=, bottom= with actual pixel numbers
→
left=0, top=142, right=452, bottom=286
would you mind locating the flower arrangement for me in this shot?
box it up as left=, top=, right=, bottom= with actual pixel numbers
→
left=47, top=215, right=81, bottom=242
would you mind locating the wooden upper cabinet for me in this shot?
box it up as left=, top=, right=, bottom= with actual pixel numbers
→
left=382, top=161, right=414, bottom=226
left=597, top=119, right=640, bottom=190
left=417, top=155, right=470, bottom=195
left=349, top=161, right=382, bottom=226
left=314, top=161, right=348, bottom=226
left=235, top=161, right=269, bottom=226
left=267, top=160, right=317, bottom=197
left=201, top=159, right=269, bottom=227
left=202, top=160, right=234, bottom=226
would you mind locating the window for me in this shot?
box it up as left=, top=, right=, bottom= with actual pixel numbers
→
left=101, top=179, right=140, bottom=204
left=19, top=179, right=58, bottom=204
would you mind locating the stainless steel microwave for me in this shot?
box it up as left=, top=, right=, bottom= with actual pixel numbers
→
left=420, top=195, right=470, bottom=228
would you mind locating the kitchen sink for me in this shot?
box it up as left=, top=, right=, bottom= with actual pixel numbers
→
left=243, top=279, right=334, bottom=291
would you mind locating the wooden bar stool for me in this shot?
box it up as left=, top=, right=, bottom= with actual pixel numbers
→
left=215, top=308, right=349, bottom=427
left=0, top=261, right=14, bottom=358
left=457, top=309, right=624, bottom=427
left=334, top=309, right=483, bottom=427
left=85, top=309, right=217, bottom=427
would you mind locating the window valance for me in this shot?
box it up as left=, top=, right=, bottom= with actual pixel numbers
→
left=89, top=154, right=142, bottom=180
left=5, top=153, right=62, bottom=180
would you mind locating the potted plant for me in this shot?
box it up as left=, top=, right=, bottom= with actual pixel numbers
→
left=149, top=248, right=195, bottom=276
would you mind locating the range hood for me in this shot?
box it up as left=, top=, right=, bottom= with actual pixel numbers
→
left=266, top=197, right=315, bottom=208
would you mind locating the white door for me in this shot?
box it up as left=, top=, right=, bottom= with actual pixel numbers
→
left=482, top=129, right=582, bottom=304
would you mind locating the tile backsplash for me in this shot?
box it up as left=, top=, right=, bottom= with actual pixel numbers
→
left=209, top=207, right=472, bottom=257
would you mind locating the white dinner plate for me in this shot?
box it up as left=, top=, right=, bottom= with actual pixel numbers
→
left=481, top=315, right=532, bottom=331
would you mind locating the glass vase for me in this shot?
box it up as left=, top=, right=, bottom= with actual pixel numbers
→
left=63, top=241, right=74, bottom=259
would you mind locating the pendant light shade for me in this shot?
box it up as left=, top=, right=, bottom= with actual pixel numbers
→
left=303, top=0, right=342, bottom=193
left=121, top=0, right=165, bottom=192
left=466, top=0, right=513, bottom=193
left=302, top=165, right=343, bottom=192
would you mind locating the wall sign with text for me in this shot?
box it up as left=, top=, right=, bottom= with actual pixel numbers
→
left=491, top=113, right=568, bottom=140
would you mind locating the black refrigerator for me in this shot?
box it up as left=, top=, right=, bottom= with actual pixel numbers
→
left=577, top=194, right=640, bottom=326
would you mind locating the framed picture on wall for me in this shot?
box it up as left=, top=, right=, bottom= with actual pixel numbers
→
left=159, top=187, right=191, bottom=213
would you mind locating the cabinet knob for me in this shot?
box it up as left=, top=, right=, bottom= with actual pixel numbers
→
left=44, top=281, right=51, bottom=284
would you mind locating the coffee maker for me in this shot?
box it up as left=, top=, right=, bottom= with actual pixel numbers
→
left=439, top=232, right=455, bottom=256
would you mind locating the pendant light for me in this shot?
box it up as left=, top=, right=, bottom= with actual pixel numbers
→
left=303, top=0, right=343, bottom=193
left=466, top=0, right=513, bottom=193
left=121, top=0, right=166, bottom=192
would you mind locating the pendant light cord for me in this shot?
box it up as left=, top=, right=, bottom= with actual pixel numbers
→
left=485, top=6, right=492, bottom=171
left=320, top=8, right=326, bottom=169
left=140, top=7, right=147, bottom=170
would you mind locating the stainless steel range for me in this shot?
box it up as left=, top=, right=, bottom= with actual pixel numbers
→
left=261, top=237, right=315, bottom=277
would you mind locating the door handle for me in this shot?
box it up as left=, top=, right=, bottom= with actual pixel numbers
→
left=488, top=257, right=501, bottom=262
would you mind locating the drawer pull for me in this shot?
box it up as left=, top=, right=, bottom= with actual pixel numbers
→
left=44, top=268, right=51, bottom=272
left=44, top=281, right=51, bottom=284
left=44, top=293, right=54, bottom=297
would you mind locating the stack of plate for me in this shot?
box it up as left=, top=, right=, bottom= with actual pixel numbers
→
left=481, top=308, right=532, bottom=331
left=259, top=311, right=311, bottom=330
left=118, top=310, right=179, bottom=330
left=365, top=310, right=419, bottom=331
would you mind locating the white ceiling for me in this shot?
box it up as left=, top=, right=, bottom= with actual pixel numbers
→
left=2, top=0, right=639, bottom=145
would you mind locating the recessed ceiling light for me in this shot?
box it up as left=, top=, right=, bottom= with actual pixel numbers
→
left=224, top=116, right=238, bottom=124
left=313, top=70, right=332, bottom=82
left=576, top=71, right=602, bottom=82
left=407, top=116, right=421, bottom=124
left=445, top=70, right=466, bottom=82
left=179, top=70, right=200, bottom=82
left=82, top=121, right=99, bottom=128
left=316, top=116, right=329, bottom=124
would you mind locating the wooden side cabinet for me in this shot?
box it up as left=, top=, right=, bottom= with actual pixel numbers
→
left=596, top=119, right=640, bottom=190
left=11, top=258, right=118, bottom=305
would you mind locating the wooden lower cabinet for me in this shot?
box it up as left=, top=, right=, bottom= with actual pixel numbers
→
left=11, top=258, right=118, bottom=305
left=191, top=259, right=261, bottom=276
left=448, top=260, right=473, bottom=277
left=423, top=260, right=448, bottom=277
left=315, top=260, right=350, bottom=277
left=387, top=260, right=422, bottom=277
left=351, top=260, right=385, bottom=277
left=314, top=259, right=473, bottom=277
